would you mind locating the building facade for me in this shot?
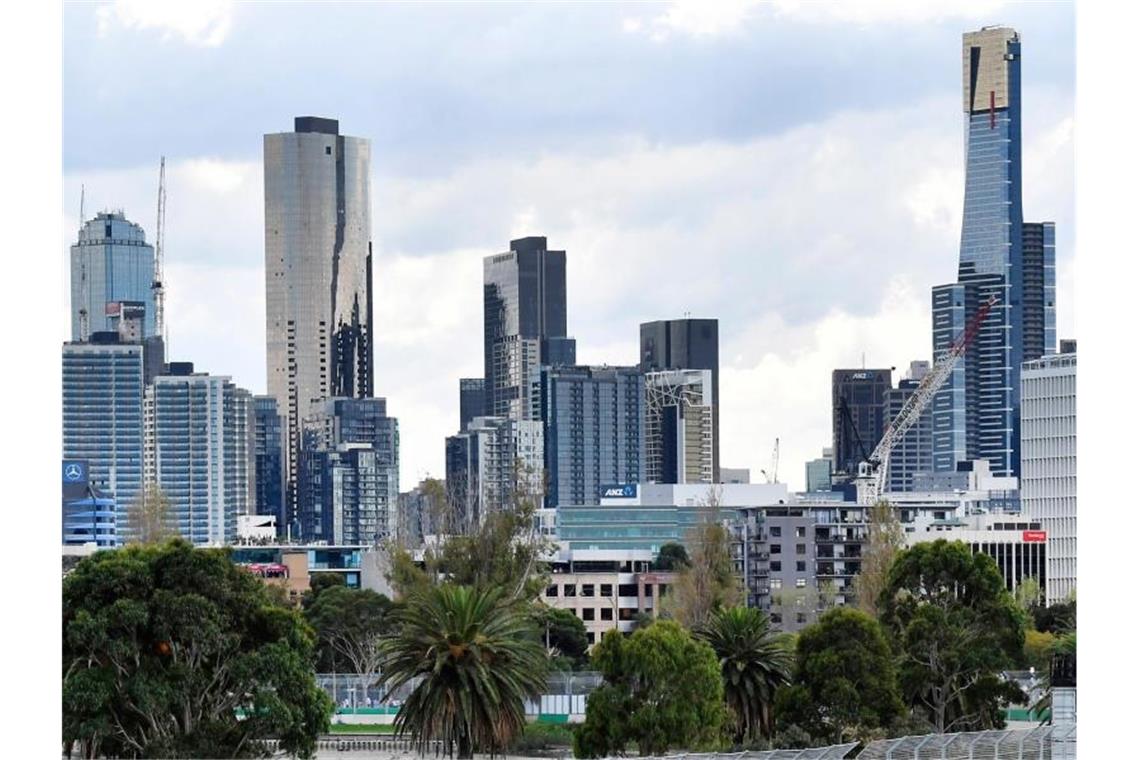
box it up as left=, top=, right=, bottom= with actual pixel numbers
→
left=62, top=339, right=145, bottom=531
left=804, top=449, right=833, bottom=493
left=639, top=319, right=720, bottom=479
left=1020, top=352, right=1076, bottom=604
left=882, top=362, right=934, bottom=492
left=644, top=369, right=714, bottom=484
left=62, top=460, right=117, bottom=547
left=264, top=116, right=374, bottom=524
left=459, top=377, right=485, bottom=431
left=70, top=211, right=157, bottom=341
left=931, top=28, right=1056, bottom=478
left=144, top=367, right=254, bottom=545
left=831, top=369, right=891, bottom=478
left=446, top=416, right=544, bottom=526
left=483, top=237, right=574, bottom=421
left=533, top=365, right=645, bottom=508
left=253, top=396, right=286, bottom=531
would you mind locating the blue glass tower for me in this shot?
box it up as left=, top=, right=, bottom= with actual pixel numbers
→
left=932, top=27, right=1055, bottom=477
left=70, top=211, right=157, bottom=340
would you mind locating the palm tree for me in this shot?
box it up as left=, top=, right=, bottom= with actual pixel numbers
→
left=697, top=606, right=792, bottom=745
left=379, top=585, right=548, bottom=758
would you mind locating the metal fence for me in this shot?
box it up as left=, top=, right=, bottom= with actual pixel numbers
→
left=856, top=725, right=1074, bottom=759
left=660, top=747, right=859, bottom=760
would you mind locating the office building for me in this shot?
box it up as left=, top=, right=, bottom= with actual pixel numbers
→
left=70, top=211, right=157, bottom=341
left=459, top=378, right=485, bottom=431
left=882, top=361, right=934, bottom=492
left=804, top=449, right=833, bottom=493
left=644, top=369, right=714, bottom=485
left=533, top=365, right=644, bottom=508
left=62, top=460, right=117, bottom=547
left=931, top=27, right=1056, bottom=478
left=62, top=338, right=145, bottom=530
left=639, top=319, right=720, bottom=479
left=445, top=416, right=544, bottom=525
left=720, top=468, right=750, bottom=484
left=297, top=398, right=400, bottom=543
left=264, top=116, right=374, bottom=517
left=1020, top=351, right=1076, bottom=604
left=144, top=365, right=254, bottom=545
left=831, top=369, right=891, bottom=477
left=483, top=236, right=574, bottom=421
left=253, top=396, right=286, bottom=530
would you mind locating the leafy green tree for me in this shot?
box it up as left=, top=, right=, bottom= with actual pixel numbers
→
left=1023, top=629, right=1057, bottom=672
left=696, top=606, right=791, bottom=744
left=378, top=585, right=548, bottom=758
left=773, top=607, right=904, bottom=745
left=878, top=540, right=1026, bottom=733
left=1031, top=599, right=1076, bottom=634
left=305, top=586, right=392, bottom=677
left=854, top=501, right=905, bottom=618
left=1015, top=576, right=1043, bottom=614
left=62, top=540, right=332, bottom=759
left=535, top=605, right=589, bottom=667
left=654, top=542, right=691, bottom=571
left=574, top=620, right=726, bottom=757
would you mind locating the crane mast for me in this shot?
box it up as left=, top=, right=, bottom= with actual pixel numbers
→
left=153, top=157, right=166, bottom=341
left=855, top=294, right=999, bottom=505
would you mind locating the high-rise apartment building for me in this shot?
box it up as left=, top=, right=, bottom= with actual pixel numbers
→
left=644, top=370, right=714, bottom=484
left=459, top=378, right=485, bottom=431
left=1021, top=351, right=1076, bottom=605
left=297, top=398, right=399, bottom=542
left=70, top=211, right=157, bottom=341
left=62, top=337, right=145, bottom=532
left=144, top=365, right=254, bottom=545
left=253, top=396, right=286, bottom=530
left=532, top=365, right=645, bottom=507
left=882, top=361, right=934, bottom=493
left=831, top=369, right=891, bottom=477
left=639, top=319, right=720, bottom=479
left=264, top=116, right=374, bottom=521
left=483, top=237, right=574, bottom=421
left=445, top=416, right=544, bottom=525
left=932, top=27, right=1056, bottom=477
left=804, top=450, right=833, bottom=493
left=62, top=460, right=118, bottom=548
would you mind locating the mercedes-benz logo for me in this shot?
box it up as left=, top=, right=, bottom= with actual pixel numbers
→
left=65, top=463, right=83, bottom=481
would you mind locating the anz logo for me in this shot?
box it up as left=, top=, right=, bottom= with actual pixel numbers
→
left=602, top=484, right=636, bottom=499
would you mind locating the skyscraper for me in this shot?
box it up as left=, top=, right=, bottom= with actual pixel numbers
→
left=882, top=362, right=934, bottom=493
left=639, top=319, right=720, bottom=480
left=445, top=416, right=544, bottom=525
left=62, top=337, right=145, bottom=533
left=253, top=396, right=286, bottom=530
left=459, top=378, right=485, bottom=431
left=144, top=365, right=254, bottom=545
left=831, top=368, right=891, bottom=477
left=483, top=236, right=574, bottom=421
left=644, top=369, right=714, bottom=484
left=70, top=211, right=157, bottom=341
left=264, top=116, right=374, bottom=523
left=533, top=365, right=645, bottom=507
left=932, top=27, right=1056, bottom=477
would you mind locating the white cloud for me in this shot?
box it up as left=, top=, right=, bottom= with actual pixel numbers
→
left=97, top=0, right=234, bottom=47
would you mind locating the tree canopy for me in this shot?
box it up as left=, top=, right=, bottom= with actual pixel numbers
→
left=535, top=604, right=590, bottom=668
left=854, top=501, right=904, bottom=618
left=124, top=481, right=178, bottom=545
left=878, top=540, right=1026, bottom=733
left=304, top=586, right=393, bottom=676
left=574, top=620, right=726, bottom=757
left=773, top=607, right=904, bottom=745
left=63, top=540, right=332, bottom=759
left=667, top=491, right=741, bottom=629
left=654, top=542, right=691, bottom=571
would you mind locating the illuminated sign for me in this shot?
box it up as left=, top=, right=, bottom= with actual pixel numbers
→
left=1022, top=530, right=1047, bottom=543
left=62, top=461, right=86, bottom=484
left=601, top=484, right=637, bottom=499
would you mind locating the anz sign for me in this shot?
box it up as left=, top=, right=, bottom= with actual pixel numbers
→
left=601, top=484, right=637, bottom=499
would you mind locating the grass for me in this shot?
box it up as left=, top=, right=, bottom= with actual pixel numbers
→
left=328, top=723, right=398, bottom=734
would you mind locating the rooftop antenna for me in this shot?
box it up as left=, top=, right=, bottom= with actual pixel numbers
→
left=79, top=184, right=85, bottom=229
left=153, top=157, right=167, bottom=344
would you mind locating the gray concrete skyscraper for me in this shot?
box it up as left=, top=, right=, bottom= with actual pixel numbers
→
left=264, top=116, right=374, bottom=524
left=483, top=236, right=574, bottom=421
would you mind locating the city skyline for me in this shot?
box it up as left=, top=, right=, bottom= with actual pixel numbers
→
left=61, top=2, right=1075, bottom=490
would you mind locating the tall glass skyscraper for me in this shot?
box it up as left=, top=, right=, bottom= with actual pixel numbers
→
left=253, top=395, right=286, bottom=530
left=264, top=117, right=374, bottom=522
left=70, top=211, right=156, bottom=340
left=931, top=27, right=1055, bottom=477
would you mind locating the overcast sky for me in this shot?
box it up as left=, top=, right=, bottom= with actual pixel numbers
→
left=63, top=1, right=1075, bottom=491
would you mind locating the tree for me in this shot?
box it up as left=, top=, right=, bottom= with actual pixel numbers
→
left=1023, top=629, right=1057, bottom=672
left=854, top=501, right=904, bottom=618
left=696, top=606, right=791, bottom=744
left=63, top=539, right=332, bottom=759
left=305, top=586, right=393, bottom=677
left=574, top=620, right=726, bottom=757
left=535, top=604, right=589, bottom=668
left=654, top=542, right=691, bottom=571
left=667, top=488, right=741, bottom=629
left=878, top=540, right=1026, bottom=733
left=773, top=607, right=904, bottom=745
left=378, top=585, right=548, bottom=758
left=1015, top=576, right=1043, bottom=614
left=124, top=481, right=178, bottom=545
left=1031, top=599, right=1076, bottom=634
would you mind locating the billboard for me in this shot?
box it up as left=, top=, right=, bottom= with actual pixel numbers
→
left=62, top=460, right=87, bottom=485
left=1022, top=530, right=1047, bottom=543
left=600, top=484, right=637, bottom=499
